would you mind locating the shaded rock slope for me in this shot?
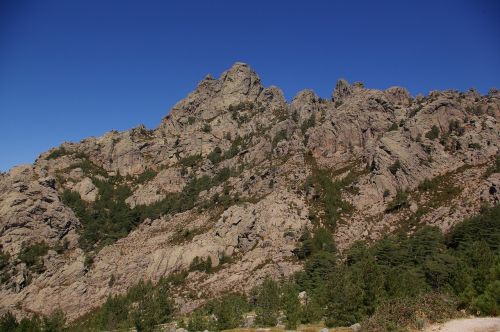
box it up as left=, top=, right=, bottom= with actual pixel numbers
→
left=0, top=63, right=499, bottom=320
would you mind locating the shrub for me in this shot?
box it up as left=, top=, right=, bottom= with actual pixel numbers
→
left=178, top=154, right=202, bottom=168
left=469, top=142, right=481, bottom=150
left=187, top=310, right=213, bottom=331
left=255, top=279, right=281, bottom=327
left=189, top=256, right=212, bottom=273
left=388, top=123, right=398, bottom=131
left=301, top=114, right=316, bottom=134
left=388, top=159, right=401, bottom=175
left=425, top=125, right=440, bottom=140
left=304, top=162, right=355, bottom=229
left=136, top=169, right=157, bottom=184
left=362, top=293, right=458, bottom=332
left=0, top=250, right=10, bottom=284
left=485, top=155, right=500, bottom=177
left=18, top=242, right=49, bottom=272
left=223, top=135, right=250, bottom=159
left=202, top=123, right=211, bottom=133
left=385, top=189, right=409, bottom=213
left=43, top=309, right=66, bottom=332
left=272, top=129, right=288, bottom=147
left=207, top=146, right=222, bottom=164
left=46, top=147, right=68, bottom=160
left=448, top=120, right=465, bottom=136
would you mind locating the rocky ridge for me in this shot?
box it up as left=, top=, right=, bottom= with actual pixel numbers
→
left=0, top=63, right=498, bottom=320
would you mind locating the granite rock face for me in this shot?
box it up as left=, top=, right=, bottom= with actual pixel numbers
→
left=0, top=63, right=498, bottom=320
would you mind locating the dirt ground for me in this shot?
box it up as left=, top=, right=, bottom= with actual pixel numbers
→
left=424, top=317, right=500, bottom=332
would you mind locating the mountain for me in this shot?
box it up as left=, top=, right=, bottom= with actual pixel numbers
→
left=0, top=63, right=499, bottom=327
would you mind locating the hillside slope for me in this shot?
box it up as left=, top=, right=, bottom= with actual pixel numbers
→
left=0, top=63, right=498, bottom=321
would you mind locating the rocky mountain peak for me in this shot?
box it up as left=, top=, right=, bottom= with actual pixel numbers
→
left=159, top=63, right=265, bottom=133
left=332, top=78, right=353, bottom=103
left=219, top=62, right=264, bottom=106
left=0, top=63, right=499, bottom=324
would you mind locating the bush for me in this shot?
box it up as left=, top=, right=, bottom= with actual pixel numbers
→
left=272, top=129, right=288, bottom=147
left=305, top=161, right=355, bottom=229
left=178, top=154, right=202, bottom=168
left=46, top=147, right=68, bottom=160
left=207, top=146, right=222, bottom=164
left=469, top=142, right=481, bottom=150
left=362, top=293, right=458, bottom=332
left=202, top=123, right=211, bottom=133
left=388, top=123, right=398, bottom=131
left=18, top=242, right=49, bottom=272
left=255, top=279, right=281, bottom=327
left=388, top=159, right=401, bottom=175
left=189, top=256, right=212, bottom=273
left=425, top=125, right=440, bottom=140
left=385, top=189, right=409, bottom=213
left=301, top=114, right=316, bottom=134
left=448, top=120, right=465, bottom=136
left=485, top=155, right=500, bottom=177
left=0, top=310, right=65, bottom=332
left=472, top=280, right=500, bottom=316
left=136, top=169, right=157, bottom=184
left=63, top=179, right=141, bottom=251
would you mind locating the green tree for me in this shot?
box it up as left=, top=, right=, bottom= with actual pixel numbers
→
left=325, top=268, right=365, bottom=327
left=280, top=282, right=301, bottom=329
left=255, top=279, right=281, bottom=327
left=0, top=312, right=18, bottom=331
left=43, top=309, right=65, bottom=332
left=187, top=310, right=212, bottom=331
left=212, top=293, right=248, bottom=330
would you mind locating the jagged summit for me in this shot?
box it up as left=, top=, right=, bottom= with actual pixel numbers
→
left=0, top=63, right=498, bottom=321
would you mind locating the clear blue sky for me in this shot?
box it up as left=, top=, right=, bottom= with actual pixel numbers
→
left=1, top=0, right=499, bottom=171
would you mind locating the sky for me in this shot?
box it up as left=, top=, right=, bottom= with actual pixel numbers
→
left=0, top=0, right=499, bottom=172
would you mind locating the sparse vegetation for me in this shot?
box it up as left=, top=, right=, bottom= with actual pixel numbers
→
left=301, top=114, right=316, bottom=134
left=388, top=159, right=401, bottom=175
left=189, top=256, right=212, bottom=273
left=485, top=155, right=500, bottom=177
left=272, top=129, right=288, bottom=147
left=385, top=189, right=409, bottom=213
left=135, top=168, right=157, bottom=184
left=304, top=159, right=356, bottom=229
left=425, top=125, right=440, bottom=140
left=469, top=142, right=481, bottom=150
left=0, top=250, right=10, bottom=284
left=46, top=147, right=68, bottom=160
left=417, top=171, right=462, bottom=208
left=448, top=119, right=465, bottom=136
left=178, top=153, right=203, bottom=168
left=18, top=242, right=49, bottom=273
left=202, top=123, right=211, bottom=133
left=388, top=122, right=398, bottom=131
left=208, top=146, right=222, bottom=164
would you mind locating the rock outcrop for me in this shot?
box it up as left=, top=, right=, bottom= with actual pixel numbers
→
left=0, top=63, right=498, bottom=320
